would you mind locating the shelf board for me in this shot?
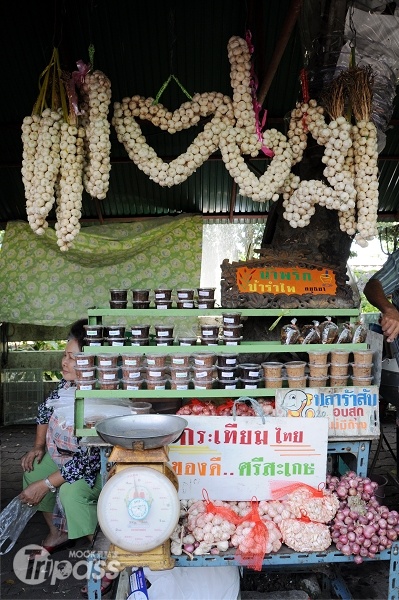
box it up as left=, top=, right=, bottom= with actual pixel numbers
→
left=88, top=308, right=361, bottom=318
left=171, top=543, right=395, bottom=567
left=82, top=342, right=368, bottom=354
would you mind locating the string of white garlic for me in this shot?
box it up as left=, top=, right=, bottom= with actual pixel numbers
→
left=54, top=123, right=85, bottom=250
left=352, top=120, right=379, bottom=246
left=112, top=92, right=235, bottom=186
left=81, top=70, right=112, bottom=199
left=219, top=126, right=293, bottom=201
left=23, top=109, right=62, bottom=235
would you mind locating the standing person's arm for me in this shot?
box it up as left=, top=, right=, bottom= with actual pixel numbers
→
left=363, top=278, right=399, bottom=342
left=363, top=251, right=399, bottom=343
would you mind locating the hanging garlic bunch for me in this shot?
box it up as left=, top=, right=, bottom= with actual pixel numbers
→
left=54, top=122, right=85, bottom=250
left=279, top=172, right=301, bottom=201
left=112, top=92, right=235, bottom=187
left=227, top=35, right=260, bottom=156
left=81, top=70, right=112, bottom=199
left=320, top=116, right=357, bottom=235
left=286, top=102, right=312, bottom=164
left=21, top=114, right=41, bottom=207
left=23, top=108, right=63, bottom=235
left=352, top=120, right=379, bottom=245
left=123, top=91, right=232, bottom=133
left=219, top=126, right=293, bottom=201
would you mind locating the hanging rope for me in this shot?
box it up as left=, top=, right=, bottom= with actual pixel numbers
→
left=152, top=2, right=192, bottom=105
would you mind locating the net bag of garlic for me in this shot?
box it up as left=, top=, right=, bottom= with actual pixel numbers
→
left=279, top=516, right=332, bottom=552
left=230, top=499, right=282, bottom=570
left=185, top=495, right=238, bottom=556
left=176, top=399, right=218, bottom=416
left=280, top=485, right=340, bottom=523
left=268, top=483, right=338, bottom=552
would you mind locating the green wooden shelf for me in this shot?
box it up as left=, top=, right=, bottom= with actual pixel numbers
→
left=81, top=342, right=368, bottom=354
left=88, top=307, right=361, bottom=319
left=76, top=306, right=366, bottom=437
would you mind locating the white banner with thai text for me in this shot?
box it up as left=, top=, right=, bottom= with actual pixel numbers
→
left=168, top=416, right=328, bottom=500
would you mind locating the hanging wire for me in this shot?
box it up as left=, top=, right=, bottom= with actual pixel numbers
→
left=52, top=0, right=65, bottom=48
left=348, top=0, right=357, bottom=49
left=168, top=3, right=177, bottom=74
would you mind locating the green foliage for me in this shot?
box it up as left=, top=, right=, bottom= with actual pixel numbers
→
left=43, top=370, right=62, bottom=381
left=11, top=340, right=67, bottom=351
left=377, top=222, right=399, bottom=256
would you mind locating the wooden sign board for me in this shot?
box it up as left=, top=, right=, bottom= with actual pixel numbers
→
left=220, top=253, right=355, bottom=309
left=168, top=416, right=329, bottom=500
left=236, top=266, right=337, bottom=296
left=275, top=386, right=380, bottom=440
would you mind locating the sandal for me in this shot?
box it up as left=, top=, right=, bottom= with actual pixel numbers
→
left=80, top=574, right=115, bottom=598
left=28, top=539, right=75, bottom=562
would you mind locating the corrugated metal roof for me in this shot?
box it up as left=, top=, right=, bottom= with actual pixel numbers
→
left=1, top=0, right=399, bottom=227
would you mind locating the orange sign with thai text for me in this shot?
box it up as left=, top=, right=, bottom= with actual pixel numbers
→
left=236, top=266, right=337, bottom=296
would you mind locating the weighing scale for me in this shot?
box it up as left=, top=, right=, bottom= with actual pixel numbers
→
left=96, top=415, right=187, bottom=571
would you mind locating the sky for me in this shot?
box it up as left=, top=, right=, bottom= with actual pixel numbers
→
left=348, top=237, right=387, bottom=268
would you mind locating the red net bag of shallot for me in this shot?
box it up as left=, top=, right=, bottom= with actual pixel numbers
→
left=215, top=399, right=235, bottom=416
left=176, top=399, right=217, bottom=415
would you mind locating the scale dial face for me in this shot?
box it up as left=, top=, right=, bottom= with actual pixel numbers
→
left=97, top=466, right=180, bottom=553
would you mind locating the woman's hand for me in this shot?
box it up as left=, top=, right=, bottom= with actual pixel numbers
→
left=19, top=480, right=49, bottom=507
left=21, top=447, right=45, bottom=472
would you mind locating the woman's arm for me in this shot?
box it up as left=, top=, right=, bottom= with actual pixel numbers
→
left=20, top=469, right=66, bottom=506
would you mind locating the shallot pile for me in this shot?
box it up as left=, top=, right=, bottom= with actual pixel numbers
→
left=328, top=471, right=399, bottom=563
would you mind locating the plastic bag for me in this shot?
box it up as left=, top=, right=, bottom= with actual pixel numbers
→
left=336, top=322, right=353, bottom=343
left=143, top=566, right=240, bottom=600
left=353, top=320, right=368, bottom=344
left=0, top=496, right=37, bottom=554
left=281, top=318, right=300, bottom=344
left=300, top=321, right=321, bottom=344
left=319, top=317, right=339, bottom=344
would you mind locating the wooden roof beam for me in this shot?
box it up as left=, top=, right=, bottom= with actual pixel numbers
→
left=257, top=0, right=304, bottom=106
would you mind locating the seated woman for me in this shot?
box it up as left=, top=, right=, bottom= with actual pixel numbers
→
left=19, top=318, right=113, bottom=596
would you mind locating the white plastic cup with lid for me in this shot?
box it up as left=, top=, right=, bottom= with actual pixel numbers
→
left=130, top=402, right=152, bottom=414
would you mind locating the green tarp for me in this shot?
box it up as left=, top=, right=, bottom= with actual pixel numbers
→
left=0, top=216, right=203, bottom=326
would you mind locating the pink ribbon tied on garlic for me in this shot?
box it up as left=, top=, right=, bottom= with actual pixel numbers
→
left=67, top=60, right=92, bottom=116
left=245, top=30, right=274, bottom=159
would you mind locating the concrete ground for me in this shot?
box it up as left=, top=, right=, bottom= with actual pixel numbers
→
left=0, top=408, right=398, bottom=600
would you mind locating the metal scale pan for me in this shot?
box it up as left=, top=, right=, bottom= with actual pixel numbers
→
left=95, top=414, right=188, bottom=449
